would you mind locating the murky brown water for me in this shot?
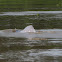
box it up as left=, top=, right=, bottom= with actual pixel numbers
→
left=0, top=11, right=62, bottom=62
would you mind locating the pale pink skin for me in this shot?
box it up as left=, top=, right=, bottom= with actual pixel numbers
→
left=21, top=25, right=36, bottom=33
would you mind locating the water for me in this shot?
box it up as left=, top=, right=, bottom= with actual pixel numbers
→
left=0, top=11, right=62, bottom=62
left=1, top=11, right=62, bottom=16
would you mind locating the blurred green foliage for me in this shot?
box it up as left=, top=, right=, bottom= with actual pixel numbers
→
left=0, top=0, right=62, bottom=11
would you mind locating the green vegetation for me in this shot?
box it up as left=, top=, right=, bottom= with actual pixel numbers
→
left=0, top=0, right=62, bottom=12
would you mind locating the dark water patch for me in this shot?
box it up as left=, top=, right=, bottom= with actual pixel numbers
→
left=0, top=49, right=62, bottom=62
left=0, top=37, right=62, bottom=62
left=0, top=12, right=62, bottom=29
left=0, top=37, right=62, bottom=53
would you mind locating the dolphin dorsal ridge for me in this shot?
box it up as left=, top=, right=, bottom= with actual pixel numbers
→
left=21, top=25, right=36, bottom=33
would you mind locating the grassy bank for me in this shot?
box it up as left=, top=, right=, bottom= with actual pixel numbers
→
left=0, top=0, right=62, bottom=12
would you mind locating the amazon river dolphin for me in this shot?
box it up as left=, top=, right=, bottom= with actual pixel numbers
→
left=0, top=25, right=62, bottom=39
left=20, top=25, right=36, bottom=33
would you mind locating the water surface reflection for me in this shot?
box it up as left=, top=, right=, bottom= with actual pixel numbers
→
left=0, top=37, right=62, bottom=62
left=0, top=11, right=62, bottom=62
